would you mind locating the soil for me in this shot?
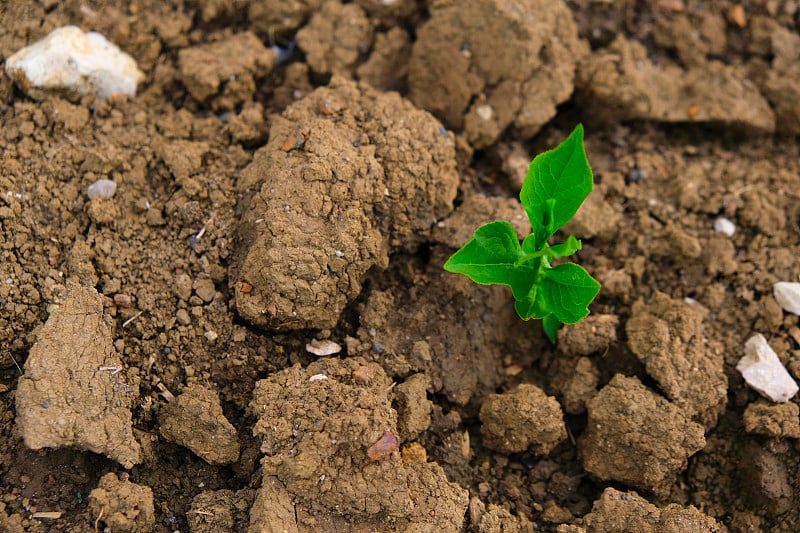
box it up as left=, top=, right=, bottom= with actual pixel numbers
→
left=1, top=1, right=800, bottom=532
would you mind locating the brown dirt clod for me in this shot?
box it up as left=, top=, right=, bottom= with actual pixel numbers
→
left=88, top=473, right=155, bottom=533
left=576, top=36, right=776, bottom=134
left=187, top=489, right=251, bottom=533
left=15, top=280, right=141, bottom=469
left=249, top=358, right=468, bottom=531
left=626, top=292, right=727, bottom=428
left=158, top=383, right=240, bottom=465
left=297, top=1, right=373, bottom=77
left=580, top=375, right=706, bottom=496
left=178, top=31, right=276, bottom=109
left=580, top=487, right=723, bottom=533
left=480, top=383, right=567, bottom=455
left=408, top=0, right=588, bottom=148
left=549, top=356, right=600, bottom=415
left=409, top=0, right=587, bottom=148
left=558, top=313, right=619, bottom=357
left=742, top=400, right=800, bottom=439
left=394, top=373, right=433, bottom=440
left=233, top=77, right=458, bottom=330
left=354, top=247, right=541, bottom=406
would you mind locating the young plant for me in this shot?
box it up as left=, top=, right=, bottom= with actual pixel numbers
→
left=444, top=124, right=600, bottom=342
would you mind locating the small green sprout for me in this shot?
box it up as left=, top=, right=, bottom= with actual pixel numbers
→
left=444, top=124, right=600, bottom=342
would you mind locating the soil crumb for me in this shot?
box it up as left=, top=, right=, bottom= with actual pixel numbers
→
left=297, top=0, right=372, bottom=76
left=188, top=489, right=252, bottom=533
left=558, top=313, right=619, bottom=356
left=549, top=356, right=600, bottom=415
left=577, top=487, right=723, bottom=533
left=738, top=441, right=795, bottom=516
left=470, top=497, right=535, bottom=533
left=352, top=247, right=545, bottom=406
left=159, top=383, right=240, bottom=465
left=178, top=31, right=275, bottom=109
left=356, top=27, right=411, bottom=92
left=394, top=373, right=433, bottom=440
left=89, top=472, right=155, bottom=533
left=480, top=383, right=566, bottom=455
left=743, top=400, right=800, bottom=439
left=432, top=193, right=529, bottom=248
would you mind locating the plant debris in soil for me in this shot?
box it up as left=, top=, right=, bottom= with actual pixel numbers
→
left=1, top=1, right=800, bottom=532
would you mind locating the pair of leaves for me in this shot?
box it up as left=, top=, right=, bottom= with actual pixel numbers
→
left=444, top=125, right=600, bottom=342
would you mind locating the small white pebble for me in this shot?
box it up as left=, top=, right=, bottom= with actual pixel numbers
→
left=306, top=339, right=342, bottom=356
left=204, top=330, right=218, bottom=342
left=737, top=334, right=799, bottom=402
left=87, top=179, right=117, bottom=199
left=713, top=217, right=736, bottom=237
left=309, top=374, right=328, bottom=382
left=774, top=282, right=800, bottom=315
left=334, top=250, right=344, bottom=257
left=476, top=104, right=493, bottom=121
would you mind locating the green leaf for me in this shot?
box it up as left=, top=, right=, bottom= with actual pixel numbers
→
left=542, top=314, right=561, bottom=343
left=514, top=286, right=537, bottom=319
left=520, top=124, right=593, bottom=249
left=540, top=262, right=601, bottom=324
left=549, top=235, right=582, bottom=258
left=521, top=234, right=538, bottom=255
left=444, top=221, right=537, bottom=300
left=514, top=282, right=549, bottom=320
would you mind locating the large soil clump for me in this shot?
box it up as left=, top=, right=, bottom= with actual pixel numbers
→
left=408, top=0, right=587, bottom=148
left=15, top=280, right=141, bottom=469
left=248, top=357, right=468, bottom=531
left=233, top=77, right=458, bottom=330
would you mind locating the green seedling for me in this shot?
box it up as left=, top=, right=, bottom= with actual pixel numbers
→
left=444, top=124, right=600, bottom=343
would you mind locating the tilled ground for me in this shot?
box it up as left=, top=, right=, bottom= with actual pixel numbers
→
left=1, top=1, right=800, bottom=532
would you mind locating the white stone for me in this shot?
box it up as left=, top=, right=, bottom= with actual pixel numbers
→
left=713, top=217, right=736, bottom=237
left=476, top=105, right=494, bottom=121
left=5, top=26, right=144, bottom=100
left=774, top=281, right=800, bottom=315
left=305, top=339, right=342, bottom=357
left=86, top=179, right=117, bottom=199
left=737, top=334, right=798, bottom=402
left=308, top=374, right=328, bottom=382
